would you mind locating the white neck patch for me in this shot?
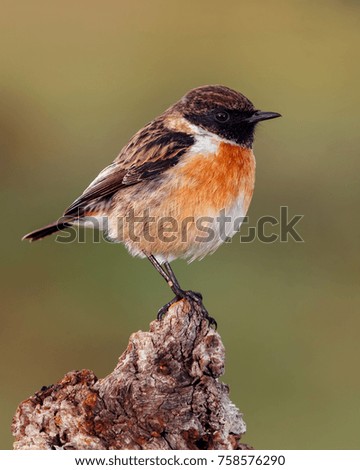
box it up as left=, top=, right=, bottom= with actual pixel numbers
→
left=187, top=122, right=243, bottom=155
left=166, top=115, right=245, bottom=156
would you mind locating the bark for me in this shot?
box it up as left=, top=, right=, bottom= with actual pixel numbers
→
left=12, top=298, right=250, bottom=450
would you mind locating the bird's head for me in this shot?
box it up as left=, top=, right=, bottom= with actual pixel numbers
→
left=174, top=85, right=281, bottom=148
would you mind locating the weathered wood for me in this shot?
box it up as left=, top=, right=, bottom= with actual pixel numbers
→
left=12, top=299, right=250, bottom=450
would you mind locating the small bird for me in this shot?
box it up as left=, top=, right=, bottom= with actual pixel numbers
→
left=23, top=85, right=281, bottom=323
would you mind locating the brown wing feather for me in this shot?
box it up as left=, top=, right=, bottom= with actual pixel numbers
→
left=64, top=165, right=127, bottom=217
left=64, top=119, right=194, bottom=217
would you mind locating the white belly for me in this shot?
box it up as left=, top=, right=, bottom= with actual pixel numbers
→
left=180, top=189, right=247, bottom=262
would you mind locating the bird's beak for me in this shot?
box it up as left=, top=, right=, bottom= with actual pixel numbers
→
left=244, top=110, right=282, bottom=124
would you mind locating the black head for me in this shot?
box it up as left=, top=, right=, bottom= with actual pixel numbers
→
left=175, top=85, right=281, bottom=148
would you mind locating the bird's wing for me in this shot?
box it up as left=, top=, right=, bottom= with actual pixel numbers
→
left=64, top=120, right=194, bottom=218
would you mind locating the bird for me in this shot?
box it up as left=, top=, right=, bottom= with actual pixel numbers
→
left=23, top=85, right=281, bottom=324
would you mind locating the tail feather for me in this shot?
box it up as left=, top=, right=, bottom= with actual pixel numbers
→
left=22, top=220, right=72, bottom=242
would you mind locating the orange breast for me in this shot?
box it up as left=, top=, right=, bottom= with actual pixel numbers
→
left=171, top=142, right=256, bottom=217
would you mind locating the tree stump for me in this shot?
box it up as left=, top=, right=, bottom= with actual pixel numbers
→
left=12, top=298, right=250, bottom=450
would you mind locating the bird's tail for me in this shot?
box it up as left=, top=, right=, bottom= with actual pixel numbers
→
left=22, top=220, right=73, bottom=242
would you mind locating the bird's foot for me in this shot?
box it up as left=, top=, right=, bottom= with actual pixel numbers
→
left=157, top=289, right=217, bottom=329
left=185, top=290, right=217, bottom=329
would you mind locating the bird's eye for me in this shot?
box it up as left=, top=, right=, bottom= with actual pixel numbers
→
left=214, top=111, right=230, bottom=123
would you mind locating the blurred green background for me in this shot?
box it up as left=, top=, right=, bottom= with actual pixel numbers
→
left=1, top=0, right=359, bottom=450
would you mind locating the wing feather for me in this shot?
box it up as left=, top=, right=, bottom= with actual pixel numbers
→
left=64, top=120, right=194, bottom=217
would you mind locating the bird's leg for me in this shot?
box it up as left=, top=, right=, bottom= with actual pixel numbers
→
left=163, top=262, right=217, bottom=327
left=146, top=254, right=216, bottom=327
left=146, top=255, right=183, bottom=319
left=163, top=262, right=183, bottom=293
left=164, top=262, right=202, bottom=302
left=146, top=255, right=179, bottom=293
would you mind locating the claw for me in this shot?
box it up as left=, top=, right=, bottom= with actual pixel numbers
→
left=157, top=295, right=181, bottom=320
